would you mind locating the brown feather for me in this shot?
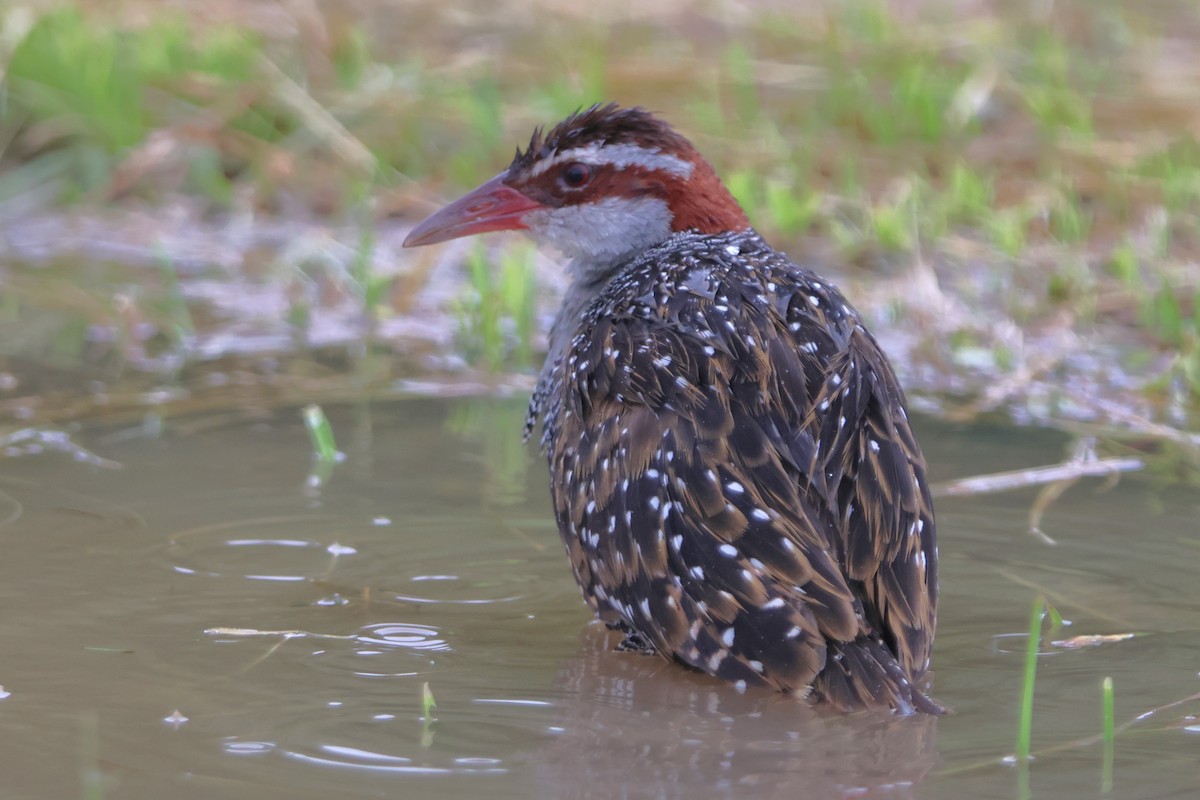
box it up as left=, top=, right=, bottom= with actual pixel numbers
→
left=531, top=228, right=940, bottom=712
left=497, top=105, right=941, bottom=711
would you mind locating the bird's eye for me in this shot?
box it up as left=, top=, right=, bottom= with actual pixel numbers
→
left=561, top=162, right=591, bottom=189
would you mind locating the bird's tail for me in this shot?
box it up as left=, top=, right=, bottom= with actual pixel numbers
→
left=813, top=636, right=945, bottom=715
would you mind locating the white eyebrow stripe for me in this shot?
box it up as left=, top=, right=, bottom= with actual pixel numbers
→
left=527, top=142, right=694, bottom=179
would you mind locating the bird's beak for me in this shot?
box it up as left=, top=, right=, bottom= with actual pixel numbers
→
left=402, top=173, right=545, bottom=248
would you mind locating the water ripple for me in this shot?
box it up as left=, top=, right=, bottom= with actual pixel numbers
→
left=356, top=623, right=451, bottom=652
left=303, top=622, right=451, bottom=678
left=157, top=515, right=361, bottom=582
left=278, top=747, right=506, bottom=775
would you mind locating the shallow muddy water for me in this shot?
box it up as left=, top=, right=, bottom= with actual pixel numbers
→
left=1, top=397, right=1198, bottom=799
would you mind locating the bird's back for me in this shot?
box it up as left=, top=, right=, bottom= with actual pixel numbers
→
left=529, top=229, right=940, bottom=714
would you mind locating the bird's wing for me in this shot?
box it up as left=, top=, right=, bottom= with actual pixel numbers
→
left=822, top=326, right=938, bottom=679
left=550, top=263, right=935, bottom=692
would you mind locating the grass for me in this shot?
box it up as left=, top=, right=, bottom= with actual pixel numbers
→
left=419, top=680, right=437, bottom=748
left=302, top=404, right=339, bottom=464
left=2, top=8, right=265, bottom=202
left=455, top=242, right=537, bottom=372
left=1015, top=595, right=1045, bottom=765
left=0, top=0, right=1199, bottom=446
left=420, top=680, right=437, bottom=721
left=154, top=249, right=195, bottom=362
left=1101, top=676, right=1115, bottom=793
left=302, top=403, right=343, bottom=489
left=1004, top=596, right=1128, bottom=797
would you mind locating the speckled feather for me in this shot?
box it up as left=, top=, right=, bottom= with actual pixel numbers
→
left=527, top=229, right=940, bottom=713
left=510, top=103, right=692, bottom=174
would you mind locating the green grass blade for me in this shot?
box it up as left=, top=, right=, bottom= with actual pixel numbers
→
left=419, top=680, right=438, bottom=746
left=302, top=404, right=339, bottom=463
left=1016, top=595, right=1045, bottom=763
left=155, top=248, right=195, bottom=346
left=1102, top=676, right=1114, bottom=793
left=421, top=680, right=437, bottom=720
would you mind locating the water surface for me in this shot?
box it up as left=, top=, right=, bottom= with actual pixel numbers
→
left=1, top=398, right=1197, bottom=799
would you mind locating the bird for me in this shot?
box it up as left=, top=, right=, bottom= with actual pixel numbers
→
left=403, top=103, right=941, bottom=714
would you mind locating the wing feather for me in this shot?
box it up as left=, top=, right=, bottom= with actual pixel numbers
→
left=542, top=239, right=937, bottom=707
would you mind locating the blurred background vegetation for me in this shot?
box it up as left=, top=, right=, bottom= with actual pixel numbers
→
left=1, top=0, right=1199, bottom=457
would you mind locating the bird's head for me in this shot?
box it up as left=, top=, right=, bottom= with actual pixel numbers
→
left=402, top=104, right=750, bottom=278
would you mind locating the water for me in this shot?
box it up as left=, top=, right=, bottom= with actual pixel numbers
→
left=1, top=398, right=1197, bottom=799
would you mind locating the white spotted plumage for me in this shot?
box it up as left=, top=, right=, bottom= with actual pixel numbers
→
left=409, top=104, right=940, bottom=714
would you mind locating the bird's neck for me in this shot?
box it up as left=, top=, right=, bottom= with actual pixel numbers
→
left=544, top=153, right=753, bottom=382
left=665, top=156, right=751, bottom=236
left=547, top=259, right=616, bottom=372
left=557, top=158, right=749, bottom=284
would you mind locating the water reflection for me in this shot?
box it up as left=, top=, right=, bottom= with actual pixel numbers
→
left=537, top=624, right=939, bottom=799
left=444, top=397, right=535, bottom=507
left=278, top=746, right=506, bottom=776
left=160, top=515, right=351, bottom=581
left=1, top=399, right=1199, bottom=799
left=204, top=622, right=452, bottom=680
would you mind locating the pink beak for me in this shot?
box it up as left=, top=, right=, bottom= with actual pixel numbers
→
left=402, top=173, right=545, bottom=247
